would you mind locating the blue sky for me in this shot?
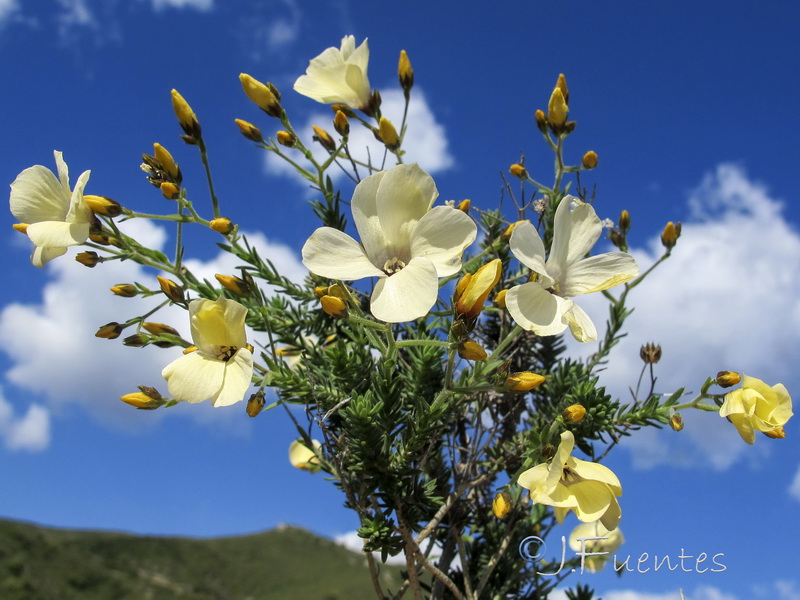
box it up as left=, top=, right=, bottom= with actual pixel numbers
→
left=1, top=1, right=799, bottom=599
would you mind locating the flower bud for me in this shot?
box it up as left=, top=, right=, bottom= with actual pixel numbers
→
left=313, top=286, right=328, bottom=298
left=456, top=199, right=471, bottom=213
left=454, top=259, right=502, bottom=321
left=670, top=413, right=684, bottom=432
left=209, top=217, right=234, bottom=234
left=321, top=295, right=348, bottom=318
left=120, top=391, right=163, bottom=410
left=502, top=220, right=529, bottom=241
left=509, top=163, right=527, bottom=179
left=661, top=221, right=679, bottom=250
left=548, top=87, right=568, bottom=129
left=123, top=333, right=149, bottom=347
left=84, top=195, right=122, bottom=217
left=505, top=372, right=546, bottom=392
left=563, top=404, right=587, bottom=423
left=95, top=322, right=124, bottom=339
left=398, top=49, right=414, bottom=90
left=234, top=119, right=264, bottom=143
left=142, top=322, right=179, bottom=336
left=325, top=284, right=348, bottom=302
left=157, top=275, right=185, bottom=304
left=764, top=426, right=786, bottom=439
left=75, top=251, right=100, bottom=268
left=458, top=340, right=487, bottom=361
left=171, top=89, right=201, bottom=139
left=246, top=391, right=266, bottom=418
left=378, top=117, right=400, bottom=149
left=239, top=73, right=282, bottom=117
left=160, top=182, right=180, bottom=200
left=555, top=73, right=569, bottom=105
left=153, top=143, right=180, bottom=181
left=639, top=342, right=662, bottom=364
left=333, top=110, right=350, bottom=136
left=215, top=273, right=250, bottom=297
left=581, top=151, right=598, bottom=170
left=492, top=492, right=512, bottom=519
left=110, top=284, right=138, bottom=298
left=494, top=289, right=507, bottom=308
left=313, top=125, right=336, bottom=151
left=534, top=109, right=547, bottom=133
left=183, top=345, right=198, bottom=354
left=330, top=104, right=355, bottom=117
left=276, top=130, right=296, bottom=147
left=716, top=371, right=741, bottom=388
left=12, top=223, right=28, bottom=234
left=619, top=210, right=631, bottom=232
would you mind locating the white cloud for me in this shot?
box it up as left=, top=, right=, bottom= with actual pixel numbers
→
left=0, top=220, right=304, bottom=431
left=571, top=164, right=800, bottom=471
left=775, top=580, right=800, bottom=600
left=266, top=87, right=454, bottom=185
left=0, top=387, right=50, bottom=452
left=790, top=466, right=800, bottom=502
left=0, top=0, right=18, bottom=23
left=598, top=588, right=737, bottom=600
left=151, top=0, right=213, bottom=11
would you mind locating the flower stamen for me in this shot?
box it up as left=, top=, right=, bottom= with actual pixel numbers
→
left=383, top=257, right=406, bottom=275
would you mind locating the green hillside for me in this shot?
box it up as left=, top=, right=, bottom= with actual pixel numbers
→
left=0, top=519, right=403, bottom=600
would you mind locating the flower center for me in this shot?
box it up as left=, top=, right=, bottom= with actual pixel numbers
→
left=562, top=466, right=579, bottom=484
left=383, top=256, right=406, bottom=275
left=214, top=345, right=239, bottom=362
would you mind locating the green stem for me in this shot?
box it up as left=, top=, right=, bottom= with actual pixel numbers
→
left=197, top=138, right=221, bottom=219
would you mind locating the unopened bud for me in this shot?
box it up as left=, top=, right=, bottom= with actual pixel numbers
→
left=153, top=143, right=180, bottom=181
left=313, top=286, right=328, bottom=298
left=378, top=117, right=400, bottom=149
left=215, top=273, right=250, bottom=297
left=494, top=289, right=507, bottom=308
left=313, top=125, right=336, bottom=151
left=716, top=371, right=741, bottom=388
left=581, top=151, right=598, bottom=170
left=123, top=333, right=149, bottom=347
left=492, top=492, right=512, bottom=519
left=555, top=73, right=569, bottom=105
left=398, top=49, right=414, bottom=90
left=76, top=251, right=100, bottom=268
left=535, top=109, right=547, bottom=133
left=239, top=73, right=282, bottom=117
left=330, top=104, right=355, bottom=117
left=209, top=217, right=234, bottom=234
left=110, top=284, right=138, bottom=297
left=325, top=284, right=348, bottom=302
left=661, top=221, right=679, bottom=250
left=183, top=345, right=198, bottom=354
left=84, top=195, right=122, bottom=217
left=120, top=390, right=164, bottom=410
left=458, top=340, right=487, bottom=361
left=608, top=228, right=626, bottom=250
left=764, top=426, right=786, bottom=439
left=157, top=275, right=185, bottom=304
left=171, top=89, right=201, bottom=138
left=142, top=322, right=179, bottom=336
left=12, top=223, right=28, bottom=234
left=456, top=199, right=471, bottom=212
left=160, top=181, right=180, bottom=200
left=563, top=404, right=587, bottom=423
left=246, top=391, right=266, bottom=417
left=276, top=130, right=296, bottom=147
left=505, top=372, right=546, bottom=392
left=640, top=343, right=662, bottom=364
left=509, top=163, right=527, bottom=179
left=670, top=413, right=684, bottom=432
left=321, top=295, right=347, bottom=318
left=455, top=259, right=502, bottom=321
left=234, top=119, right=264, bottom=143
left=548, top=87, right=568, bottom=129
left=333, top=110, right=350, bottom=136
left=96, top=322, right=124, bottom=339
left=619, top=210, right=631, bottom=232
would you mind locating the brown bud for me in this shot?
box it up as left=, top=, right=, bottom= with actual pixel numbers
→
left=619, top=210, right=631, bottom=232
left=333, top=110, right=350, bottom=136
left=716, top=371, right=741, bottom=388
left=75, top=251, right=100, bottom=268
left=157, top=275, right=185, bottom=304
left=95, top=322, right=124, bottom=339
left=84, top=195, right=122, bottom=217
left=581, top=151, right=598, bottom=170
left=398, top=49, right=414, bottom=90
left=534, top=109, right=547, bottom=133
left=276, top=130, right=296, bottom=147
left=246, top=391, right=266, bottom=417
left=110, top=284, right=138, bottom=298
left=215, top=273, right=250, bottom=297
left=640, top=342, right=662, bottom=364
left=123, top=333, right=149, bottom=347
left=312, top=125, right=336, bottom=152
left=661, top=221, right=679, bottom=250
left=235, top=119, right=264, bottom=143
left=670, top=413, right=684, bottom=432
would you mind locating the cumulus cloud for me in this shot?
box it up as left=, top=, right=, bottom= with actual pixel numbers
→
left=0, top=0, right=18, bottom=23
left=0, top=220, right=304, bottom=430
left=571, top=164, right=799, bottom=471
left=0, top=387, right=50, bottom=451
left=266, top=87, right=454, bottom=185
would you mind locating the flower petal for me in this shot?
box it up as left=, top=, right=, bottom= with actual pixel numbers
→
left=302, top=227, right=384, bottom=280
left=26, top=220, right=90, bottom=248
left=599, top=497, right=622, bottom=531
left=376, top=164, right=438, bottom=254
left=211, top=348, right=253, bottom=407
left=727, top=413, right=756, bottom=444
left=547, top=197, right=602, bottom=279
left=509, top=221, right=554, bottom=288
left=410, top=205, right=476, bottom=276
left=54, top=150, right=70, bottom=190
left=351, top=169, right=388, bottom=263
left=569, top=480, right=617, bottom=523
left=563, top=301, right=598, bottom=343
left=190, top=298, right=248, bottom=351
left=505, top=282, right=571, bottom=336
left=162, top=352, right=226, bottom=404
left=517, top=463, right=549, bottom=492
left=546, top=431, right=576, bottom=492
left=370, top=256, right=437, bottom=322
left=31, top=245, right=67, bottom=268
left=561, top=252, right=639, bottom=296
left=570, top=456, right=622, bottom=495
left=66, top=169, right=92, bottom=225
left=9, top=165, right=71, bottom=223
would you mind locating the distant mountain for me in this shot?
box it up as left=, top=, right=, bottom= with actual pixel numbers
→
left=0, top=519, right=403, bottom=600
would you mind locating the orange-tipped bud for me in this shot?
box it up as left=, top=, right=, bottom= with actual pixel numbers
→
left=142, top=322, right=179, bottom=336
left=555, top=73, right=569, bottom=105
left=157, top=275, right=185, bottom=304
left=535, top=109, right=547, bottom=133
left=494, top=289, right=507, bottom=308
left=234, top=118, right=264, bottom=143
left=84, top=195, right=122, bottom=217
left=276, top=130, right=296, bottom=147
left=456, top=199, right=471, bottom=213
left=619, top=209, right=631, bottom=231
left=12, top=223, right=29, bottom=234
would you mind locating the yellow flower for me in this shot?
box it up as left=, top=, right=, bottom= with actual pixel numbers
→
left=719, top=375, right=793, bottom=444
left=289, top=439, right=322, bottom=472
left=454, top=259, right=502, bottom=320
left=293, top=35, right=371, bottom=110
left=492, top=492, right=512, bottom=518
left=568, top=521, right=624, bottom=573
left=518, top=431, right=622, bottom=530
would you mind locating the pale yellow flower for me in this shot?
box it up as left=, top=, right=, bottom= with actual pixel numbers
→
left=568, top=521, right=624, bottom=573
left=289, top=439, right=322, bottom=472
left=719, top=375, right=793, bottom=444
left=517, top=431, right=622, bottom=530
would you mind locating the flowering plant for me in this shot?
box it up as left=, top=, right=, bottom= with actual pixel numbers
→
left=8, top=35, right=792, bottom=600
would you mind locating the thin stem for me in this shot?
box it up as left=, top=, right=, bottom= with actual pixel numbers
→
left=197, top=137, right=221, bottom=219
